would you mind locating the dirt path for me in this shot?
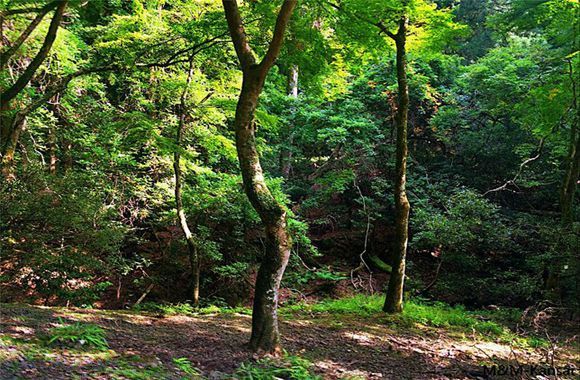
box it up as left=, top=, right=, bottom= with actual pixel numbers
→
left=0, top=304, right=577, bottom=379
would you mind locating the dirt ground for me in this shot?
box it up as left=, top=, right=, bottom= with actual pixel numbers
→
left=0, top=303, right=578, bottom=379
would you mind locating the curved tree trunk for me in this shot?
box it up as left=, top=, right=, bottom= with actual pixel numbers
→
left=222, top=0, right=296, bottom=354
left=384, top=16, right=410, bottom=314
left=1, top=1, right=68, bottom=180
left=236, top=71, right=292, bottom=354
left=0, top=1, right=60, bottom=69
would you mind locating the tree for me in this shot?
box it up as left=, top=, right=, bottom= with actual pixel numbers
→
left=222, top=0, right=297, bottom=353
left=329, top=0, right=463, bottom=313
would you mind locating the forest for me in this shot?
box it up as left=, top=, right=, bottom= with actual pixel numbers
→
left=0, top=0, right=578, bottom=379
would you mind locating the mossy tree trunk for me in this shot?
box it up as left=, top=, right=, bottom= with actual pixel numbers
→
left=222, top=0, right=296, bottom=354
left=383, top=15, right=410, bottom=314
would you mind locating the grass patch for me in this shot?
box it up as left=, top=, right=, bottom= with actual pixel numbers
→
left=282, top=295, right=551, bottom=349
left=281, top=294, right=546, bottom=342
left=106, top=358, right=168, bottom=380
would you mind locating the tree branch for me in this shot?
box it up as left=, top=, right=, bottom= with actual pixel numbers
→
left=326, top=0, right=397, bottom=39
left=222, top=0, right=257, bottom=71
left=1, top=1, right=68, bottom=109
left=259, top=0, right=297, bottom=74
left=0, top=1, right=59, bottom=68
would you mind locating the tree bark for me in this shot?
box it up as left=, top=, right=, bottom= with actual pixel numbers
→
left=222, top=0, right=296, bottom=354
left=173, top=56, right=200, bottom=306
left=384, top=16, right=410, bottom=314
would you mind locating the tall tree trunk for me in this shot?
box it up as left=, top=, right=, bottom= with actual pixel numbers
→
left=560, top=59, right=579, bottom=224
left=384, top=16, right=410, bottom=314
left=173, top=57, right=200, bottom=306
left=222, top=0, right=296, bottom=354
left=281, top=65, right=298, bottom=178
left=288, top=64, right=298, bottom=98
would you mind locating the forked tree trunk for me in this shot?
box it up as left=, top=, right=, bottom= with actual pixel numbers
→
left=222, top=0, right=296, bottom=354
left=384, top=16, right=410, bottom=314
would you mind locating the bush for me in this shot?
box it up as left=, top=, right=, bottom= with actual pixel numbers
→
left=0, top=167, right=128, bottom=305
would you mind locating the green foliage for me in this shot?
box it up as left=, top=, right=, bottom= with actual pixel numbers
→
left=285, top=267, right=348, bottom=287
left=47, top=319, right=108, bottom=351
left=1, top=0, right=577, bottom=313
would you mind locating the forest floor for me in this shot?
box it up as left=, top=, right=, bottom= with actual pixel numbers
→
left=0, top=298, right=578, bottom=379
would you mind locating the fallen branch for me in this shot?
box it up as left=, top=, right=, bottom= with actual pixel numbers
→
left=134, top=283, right=155, bottom=307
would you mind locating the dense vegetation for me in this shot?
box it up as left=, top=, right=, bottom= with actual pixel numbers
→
left=0, top=0, right=578, bottom=377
